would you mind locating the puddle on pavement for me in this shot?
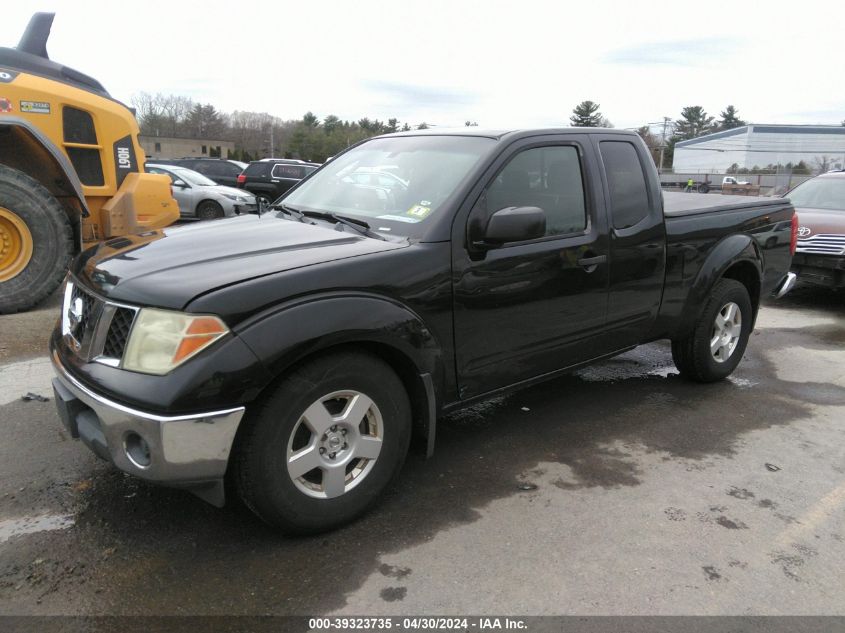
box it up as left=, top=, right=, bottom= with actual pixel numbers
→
left=0, top=514, right=75, bottom=544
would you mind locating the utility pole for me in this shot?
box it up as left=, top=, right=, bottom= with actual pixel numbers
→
left=658, top=117, right=671, bottom=174
left=269, top=124, right=274, bottom=158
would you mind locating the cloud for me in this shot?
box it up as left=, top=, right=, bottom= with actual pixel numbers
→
left=362, top=81, right=478, bottom=109
left=604, top=37, right=740, bottom=66
left=785, top=108, right=845, bottom=123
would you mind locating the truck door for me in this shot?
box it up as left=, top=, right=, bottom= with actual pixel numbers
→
left=593, top=137, right=666, bottom=350
left=452, top=137, right=611, bottom=399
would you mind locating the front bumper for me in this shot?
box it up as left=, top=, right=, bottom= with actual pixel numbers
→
left=51, top=349, right=245, bottom=506
left=791, top=253, right=845, bottom=288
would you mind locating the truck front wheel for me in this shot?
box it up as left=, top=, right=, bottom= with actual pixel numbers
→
left=234, top=350, right=412, bottom=534
left=671, top=279, right=752, bottom=382
left=0, top=165, right=74, bottom=313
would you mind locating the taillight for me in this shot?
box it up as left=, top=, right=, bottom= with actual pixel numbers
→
left=237, top=174, right=246, bottom=186
left=790, top=212, right=798, bottom=256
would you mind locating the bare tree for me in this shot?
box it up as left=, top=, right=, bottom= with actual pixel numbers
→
left=813, top=155, right=834, bottom=174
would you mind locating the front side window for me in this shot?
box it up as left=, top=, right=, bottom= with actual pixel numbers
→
left=486, top=145, right=587, bottom=237
left=600, top=141, right=650, bottom=229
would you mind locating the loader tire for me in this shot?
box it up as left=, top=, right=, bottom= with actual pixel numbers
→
left=0, top=165, right=74, bottom=313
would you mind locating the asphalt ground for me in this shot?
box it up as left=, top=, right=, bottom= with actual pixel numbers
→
left=0, top=286, right=843, bottom=616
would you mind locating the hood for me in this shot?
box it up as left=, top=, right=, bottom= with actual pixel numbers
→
left=73, top=215, right=406, bottom=310
left=794, top=207, right=845, bottom=238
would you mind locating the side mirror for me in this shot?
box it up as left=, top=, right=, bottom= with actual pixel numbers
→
left=483, top=206, right=546, bottom=245
left=173, top=180, right=188, bottom=188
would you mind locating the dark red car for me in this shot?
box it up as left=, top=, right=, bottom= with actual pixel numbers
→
left=787, top=170, right=845, bottom=288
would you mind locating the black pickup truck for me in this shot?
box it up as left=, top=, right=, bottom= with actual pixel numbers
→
left=50, top=128, right=797, bottom=533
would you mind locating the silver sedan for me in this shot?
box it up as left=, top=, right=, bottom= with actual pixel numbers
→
left=146, top=164, right=257, bottom=220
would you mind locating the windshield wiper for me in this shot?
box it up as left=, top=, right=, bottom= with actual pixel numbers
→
left=270, top=203, right=309, bottom=222
left=300, top=210, right=387, bottom=241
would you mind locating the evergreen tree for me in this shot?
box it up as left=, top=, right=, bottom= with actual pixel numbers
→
left=717, top=105, right=746, bottom=130
left=570, top=100, right=604, bottom=127
left=674, top=106, right=715, bottom=140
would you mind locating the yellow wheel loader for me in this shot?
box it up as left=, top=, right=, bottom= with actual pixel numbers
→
left=0, top=13, right=179, bottom=313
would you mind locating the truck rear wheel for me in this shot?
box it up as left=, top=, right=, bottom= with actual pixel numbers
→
left=671, top=279, right=752, bottom=382
left=234, top=350, right=412, bottom=534
left=0, top=165, right=74, bottom=313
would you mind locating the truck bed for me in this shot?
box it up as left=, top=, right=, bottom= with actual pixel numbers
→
left=663, top=192, right=786, bottom=217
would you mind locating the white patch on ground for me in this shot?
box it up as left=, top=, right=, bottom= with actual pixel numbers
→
left=0, top=514, right=75, bottom=544
left=727, top=376, right=757, bottom=388
left=0, top=357, right=55, bottom=406
left=756, top=310, right=837, bottom=330
left=767, top=346, right=845, bottom=387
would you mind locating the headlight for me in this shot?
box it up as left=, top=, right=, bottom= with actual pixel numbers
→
left=123, top=308, right=228, bottom=375
left=222, top=193, right=246, bottom=202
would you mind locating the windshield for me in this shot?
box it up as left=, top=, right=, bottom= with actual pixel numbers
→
left=786, top=177, right=845, bottom=211
left=172, top=167, right=217, bottom=187
left=282, top=135, right=495, bottom=235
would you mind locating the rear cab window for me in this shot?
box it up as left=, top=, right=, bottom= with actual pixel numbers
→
left=599, top=141, right=651, bottom=229
left=272, top=164, right=307, bottom=179
left=244, top=163, right=271, bottom=178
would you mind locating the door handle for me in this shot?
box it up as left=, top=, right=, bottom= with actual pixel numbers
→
left=577, top=254, right=607, bottom=272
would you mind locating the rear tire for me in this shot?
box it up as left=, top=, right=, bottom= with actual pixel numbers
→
left=671, top=278, right=752, bottom=382
left=0, top=165, right=74, bottom=314
left=234, top=350, right=412, bottom=534
left=196, top=200, right=224, bottom=220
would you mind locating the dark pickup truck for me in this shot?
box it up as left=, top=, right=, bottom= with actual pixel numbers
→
left=50, top=128, right=797, bottom=533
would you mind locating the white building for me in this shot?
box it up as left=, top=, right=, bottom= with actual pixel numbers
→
left=672, top=124, right=845, bottom=172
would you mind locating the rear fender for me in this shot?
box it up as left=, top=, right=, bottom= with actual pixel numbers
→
left=676, top=234, right=762, bottom=338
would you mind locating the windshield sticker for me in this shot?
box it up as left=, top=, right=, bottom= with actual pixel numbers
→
left=406, top=203, right=432, bottom=219
left=377, top=214, right=421, bottom=224
left=20, top=100, right=50, bottom=114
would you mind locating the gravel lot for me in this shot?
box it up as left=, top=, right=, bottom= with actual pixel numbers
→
left=0, top=287, right=843, bottom=615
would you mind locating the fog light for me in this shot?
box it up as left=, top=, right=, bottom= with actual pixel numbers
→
left=124, top=432, right=152, bottom=469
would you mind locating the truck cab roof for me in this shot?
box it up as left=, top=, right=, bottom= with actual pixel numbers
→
left=381, top=127, right=632, bottom=141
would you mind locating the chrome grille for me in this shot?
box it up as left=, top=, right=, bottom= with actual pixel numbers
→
left=796, top=234, right=845, bottom=256
left=103, top=307, right=136, bottom=359
left=68, top=283, right=96, bottom=347
left=61, top=278, right=138, bottom=365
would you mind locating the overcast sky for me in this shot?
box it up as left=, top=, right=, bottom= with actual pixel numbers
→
left=2, top=0, right=843, bottom=133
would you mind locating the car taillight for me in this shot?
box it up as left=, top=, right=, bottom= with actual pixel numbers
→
left=790, top=212, right=798, bottom=256
left=237, top=174, right=246, bottom=186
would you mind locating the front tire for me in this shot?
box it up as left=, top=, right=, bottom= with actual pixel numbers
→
left=671, top=278, right=752, bottom=382
left=196, top=200, right=224, bottom=220
left=234, top=350, right=412, bottom=534
left=0, top=165, right=74, bottom=313
left=256, top=193, right=275, bottom=208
